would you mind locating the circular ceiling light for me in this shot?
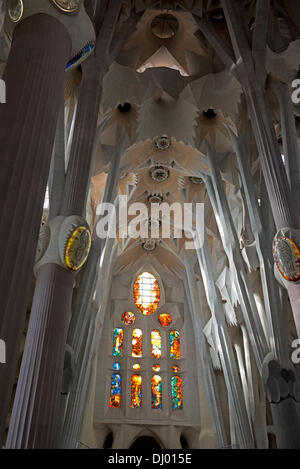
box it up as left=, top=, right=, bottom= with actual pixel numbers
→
left=118, top=102, right=132, bottom=113
left=150, top=166, right=170, bottom=183
left=210, top=8, right=225, bottom=21
left=155, top=135, right=171, bottom=151
left=151, top=13, right=179, bottom=39
left=203, top=108, right=217, bottom=119
left=142, top=239, right=157, bottom=252
left=148, top=193, right=164, bottom=204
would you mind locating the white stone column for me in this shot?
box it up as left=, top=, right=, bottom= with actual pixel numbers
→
left=228, top=128, right=290, bottom=367
left=192, top=232, right=255, bottom=448
left=202, top=145, right=269, bottom=371
left=183, top=253, right=228, bottom=449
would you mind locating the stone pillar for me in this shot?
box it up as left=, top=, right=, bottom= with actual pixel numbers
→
left=183, top=253, right=228, bottom=449
left=228, top=128, right=290, bottom=367
left=263, top=356, right=300, bottom=449
left=6, top=263, right=74, bottom=448
left=203, top=146, right=269, bottom=371
left=197, top=0, right=300, bottom=341
left=61, top=56, right=104, bottom=217
left=204, top=146, right=300, bottom=449
left=60, top=241, right=118, bottom=448
left=0, top=14, right=71, bottom=444
left=193, top=234, right=255, bottom=449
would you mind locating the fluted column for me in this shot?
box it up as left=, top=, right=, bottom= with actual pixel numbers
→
left=204, top=145, right=300, bottom=449
left=228, top=128, right=290, bottom=367
left=0, top=14, right=71, bottom=444
left=203, top=147, right=269, bottom=371
left=60, top=241, right=118, bottom=448
left=61, top=56, right=104, bottom=217
left=192, top=231, right=254, bottom=448
left=183, top=253, right=228, bottom=449
left=6, top=263, right=74, bottom=448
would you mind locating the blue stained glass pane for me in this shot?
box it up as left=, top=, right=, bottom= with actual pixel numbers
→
left=113, top=328, right=123, bottom=357
left=110, top=373, right=122, bottom=408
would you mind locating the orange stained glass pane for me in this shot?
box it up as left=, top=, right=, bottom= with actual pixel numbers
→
left=152, top=375, right=162, bottom=409
left=132, top=328, right=142, bottom=357
left=158, top=313, right=172, bottom=327
left=151, top=330, right=161, bottom=359
left=133, top=363, right=141, bottom=371
left=133, top=272, right=160, bottom=315
left=172, top=366, right=180, bottom=373
left=131, top=374, right=142, bottom=408
left=122, top=311, right=136, bottom=325
left=153, top=364, right=160, bottom=372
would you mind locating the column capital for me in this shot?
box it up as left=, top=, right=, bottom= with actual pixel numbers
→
left=262, top=354, right=299, bottom=404
left=35, top=215, right=91, bottom=273
left=5, top=0, right=95, bottom=71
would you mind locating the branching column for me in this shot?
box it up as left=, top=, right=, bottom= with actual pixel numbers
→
left=183, top=253, right=228, bottom=449
left=196, top=0, right=300, bottom=339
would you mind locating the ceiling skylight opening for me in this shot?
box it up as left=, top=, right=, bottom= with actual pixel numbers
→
left=137, top=46, right=189, bottom=77
left=43, top=185, right=49, bottom=210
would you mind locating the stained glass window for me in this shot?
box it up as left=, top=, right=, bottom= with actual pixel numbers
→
left=133, top=272, right=160, bottom=315
left=122, top=311, right=136, bottom=325
left=152, top=375, right=162, bottom=409
left=153, top=364, right=160, bottom=372
left=112, top=328, right=123, bottom=357
left=158, top=313, right=172, bottom=327
left=110, top=373, right=122, bottom=408
left=131, top=374, right=142, bottom=408
left=171, top=376, right=182, bottom=409
left=151, top=330, right=162, bottom=359
left=133, top=363, right=141, bottom=371
left=132, top=329, right=142, bottom=357
left=172, top=366, right=180, bottom=373
left=113, top=363, right=121, bottom=371
left=170, top=330, right=180, bottom=359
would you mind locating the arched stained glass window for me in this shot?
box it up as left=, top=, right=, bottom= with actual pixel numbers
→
left=110, top=373, right=122, bottom=408
left=132, top=329, right=142, bottom=357
left=151, top=330, right=161, bottom=359
left=133, top=272, right=160, bottom=315
left=170, top=330, right=180, bottom=359
left=113, top=328, right=123, bottom=357
left=171, top=376, right=182, bottom=409
left=131, top=374, right=142, bottom=408
left=152, top=375, right=162, bottom=409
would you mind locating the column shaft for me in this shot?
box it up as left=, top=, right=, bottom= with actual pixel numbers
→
left=61, top=57, right=103, bottom=217
left=6, top=263, right=74, bottom=448
left=0, top=14, right=71, bottom=443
